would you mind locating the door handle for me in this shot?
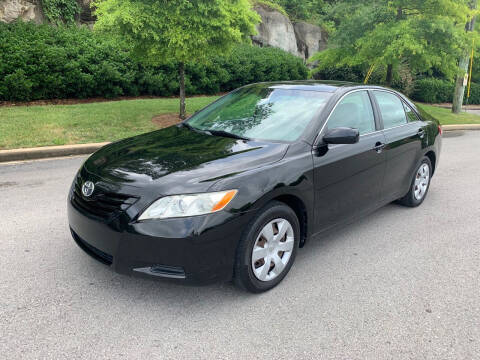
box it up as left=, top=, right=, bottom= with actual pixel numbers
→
left=373, top=142, right=385, bottom=153
left=418, top=129, right=426, bottom=139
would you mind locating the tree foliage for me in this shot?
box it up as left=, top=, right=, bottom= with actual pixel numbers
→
left=41, top=0, right=80, bottom=25
left=94, top=0, right=259, bottom=65
left=311, top=0, right=479, bottom=84
left=94, top=0, right=260, bottom=118
left=269, top=0, right=328, bottom=22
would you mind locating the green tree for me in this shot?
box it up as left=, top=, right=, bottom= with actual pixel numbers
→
left=270, top=0, right=327, bottom=21
left=94, top=0, right=260, bottom=119
left=311, top=0, right=475, bottom=88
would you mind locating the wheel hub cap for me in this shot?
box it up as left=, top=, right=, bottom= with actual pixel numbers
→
left=414, top=163, right=430, bottom=200
left=251, top=218, right=294, bottom=282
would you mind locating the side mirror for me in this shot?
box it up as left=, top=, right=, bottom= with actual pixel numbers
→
left=323, top=127, right=360, bottom=145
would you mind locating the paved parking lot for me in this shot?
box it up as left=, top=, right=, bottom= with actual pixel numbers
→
left=1, top=131, right=479, bottom=359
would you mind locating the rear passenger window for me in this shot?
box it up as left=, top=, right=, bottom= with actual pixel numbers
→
left=328, top=91, right=376, bottom=135
left=403, top=103, right=420, bottom=123
left=373, top=91, right=407, bottom=129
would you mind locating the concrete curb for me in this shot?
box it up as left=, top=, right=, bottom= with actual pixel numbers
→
left=442, top=124, right=480, bottom=131
left=1, top=125, right=479, bottom=163
left=0, top=142, right=110, bottom=163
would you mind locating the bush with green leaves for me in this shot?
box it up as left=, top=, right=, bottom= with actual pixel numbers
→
left=411, top=78, right=454, bottom=104
left=410, top=78, right=480, bottom=104
left=41, top=0, right=80, bottom=25
left=0, top=22, right=308, bottom=102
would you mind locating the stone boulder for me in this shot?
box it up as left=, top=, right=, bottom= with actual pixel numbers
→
left=0, top=0, right=43, bottom=23
left=77, top=0, right=95, bottom=27
left=294, top=21, right=327, bottom=61
left=252, top=5, right=300, bottom=57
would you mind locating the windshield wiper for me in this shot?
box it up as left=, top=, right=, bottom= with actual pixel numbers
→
left=180, top=122, right=207, bottom=135
left=181, top=123, right=249, bottom=140
left=204, top=129, right=249, bottom=141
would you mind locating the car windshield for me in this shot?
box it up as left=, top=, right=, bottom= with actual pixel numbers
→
left=186, top=87, right=332, bottom=142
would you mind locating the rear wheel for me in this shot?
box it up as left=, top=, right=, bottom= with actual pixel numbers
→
left=398, top=156, right=432, bottom=207
left=234, top=201, right=299, bottom=293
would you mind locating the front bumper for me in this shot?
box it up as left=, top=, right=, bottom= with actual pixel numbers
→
left=67, top=200, right=253, bottom=285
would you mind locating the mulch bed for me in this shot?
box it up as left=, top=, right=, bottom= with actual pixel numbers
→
left=151, top=113, right=188, bottom=128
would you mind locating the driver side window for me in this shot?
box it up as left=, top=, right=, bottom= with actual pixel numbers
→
left=327, top=91, right=376, bottom=135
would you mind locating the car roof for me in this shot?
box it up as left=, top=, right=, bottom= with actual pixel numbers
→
left=242, top=80, right=392, bottom=94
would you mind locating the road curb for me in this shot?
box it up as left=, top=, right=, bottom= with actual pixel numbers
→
left=0, top=142, right=110, bottom=163
left=442, top=124, right=480, bottom=131
left=0, top=125, right=479, bottom=163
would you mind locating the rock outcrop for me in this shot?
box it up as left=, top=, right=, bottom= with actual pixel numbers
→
left=252, top=5, right=300, bottom=57
left=251, top=5, right=327, bottom=63
left=294, top=21, right=327, bottom=61
left=77, top=0, right=94, bottom=27
left=0, top=0, right=43, bottom=23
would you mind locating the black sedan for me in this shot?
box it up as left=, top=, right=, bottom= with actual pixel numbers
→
left=68, top=81, right=442, bottom=293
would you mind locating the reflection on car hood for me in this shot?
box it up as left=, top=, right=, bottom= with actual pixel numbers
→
left=84, top=125, right=289, bottom=194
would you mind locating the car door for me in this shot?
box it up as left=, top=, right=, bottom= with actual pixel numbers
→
left=312, top=90, right=387, bottom=234
left=371, top=90, right=425, bottom=202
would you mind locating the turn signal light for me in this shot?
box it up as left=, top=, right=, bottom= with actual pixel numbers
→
left=211, top=190, right=238, bottom=212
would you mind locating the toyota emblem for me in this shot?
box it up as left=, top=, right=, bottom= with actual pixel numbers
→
left=82, top=181, right=95, bottom=197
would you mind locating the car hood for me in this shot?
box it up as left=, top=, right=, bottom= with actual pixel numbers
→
left=83, top=125, right=288, bottom=195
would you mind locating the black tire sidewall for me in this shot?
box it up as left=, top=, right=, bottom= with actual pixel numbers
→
left=408, top=157, right=432, bottom=207
left=234, top=202, right=300, bottom=293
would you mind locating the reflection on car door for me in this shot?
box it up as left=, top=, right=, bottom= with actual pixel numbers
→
left=371, top=90, right=425, bottom=201
left=312, top=90, right=387, bottom=234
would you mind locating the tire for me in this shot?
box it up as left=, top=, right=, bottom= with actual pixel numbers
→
left=233, top=201, right=300, bottom=293
left=397, top=156, right=432, bottom=207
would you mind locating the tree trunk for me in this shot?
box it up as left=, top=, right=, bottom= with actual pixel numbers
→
left=179, top=62, right=186, bottom=120
left=384, top=8, right=402, bottom=87
left=452, top=1, right=477, bottom=114
left=386, top=64, right=394, bottom=87
left=452, top=56, right=470, bottom=114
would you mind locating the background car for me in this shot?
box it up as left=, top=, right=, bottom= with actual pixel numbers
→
left=68, top=81, right=442, bottom=293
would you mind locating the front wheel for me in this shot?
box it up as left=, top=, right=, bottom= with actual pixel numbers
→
left=234, top=201, right=300, bottom=293
left=398, top=156, right=432, bottom=207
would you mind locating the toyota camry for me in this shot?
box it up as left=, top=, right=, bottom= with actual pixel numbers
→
left=68, top=81, right=442, bottom=293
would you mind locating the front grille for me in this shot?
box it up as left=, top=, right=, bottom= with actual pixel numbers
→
left=71, top=229, right=113, bottom=265
left=72, top=175, right=138, bottom=221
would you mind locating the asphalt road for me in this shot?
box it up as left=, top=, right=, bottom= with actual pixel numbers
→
left=1, top=131, right=479, bottom=359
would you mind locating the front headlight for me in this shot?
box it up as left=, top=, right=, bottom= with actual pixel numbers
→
left=138, top=190, right=238, bottom=220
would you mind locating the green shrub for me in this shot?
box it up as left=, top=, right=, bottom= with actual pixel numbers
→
left=465, top=82, right=480, bottom=104
left=411, top=78, right=454, bottom=103
left=0, top=22, right=308, bottom=102
left=410, top=78, right=480, bottom=104
left=41, top=0, right=80, bottom=25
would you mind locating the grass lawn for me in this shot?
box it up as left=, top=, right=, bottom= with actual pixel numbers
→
left=416, top=103, right=480, bottom=125
left=1, top=96, right=479, bottom=150
left=0, top=96, right=218, bottom=150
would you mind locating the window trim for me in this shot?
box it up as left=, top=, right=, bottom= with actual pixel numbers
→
left=315, top=89, right=379, bottom=143
left=402, top=100, right=422, bottom=124
left=371, top=89, right=410, bottom=131
left=371, top=89, right=423, bottom=131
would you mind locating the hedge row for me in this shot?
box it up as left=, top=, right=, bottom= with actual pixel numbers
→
left=315, top=66, right=480, bottom=105
left=411, top=78, right=480, bottom=104
left=0, top=22, right=308, bottom=101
